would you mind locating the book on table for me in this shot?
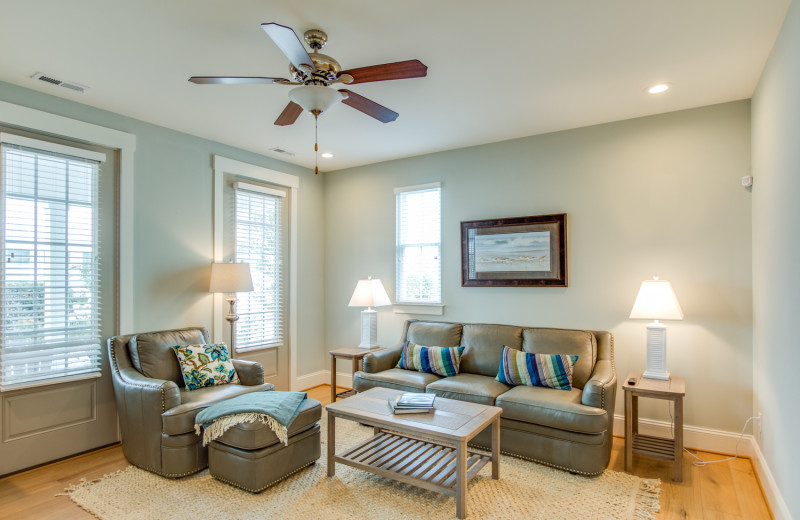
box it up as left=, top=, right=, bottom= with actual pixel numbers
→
left=388, top=392, right=436, bottom=414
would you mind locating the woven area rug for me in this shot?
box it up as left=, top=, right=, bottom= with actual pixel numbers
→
left=65, top=412, right=660, bottom=520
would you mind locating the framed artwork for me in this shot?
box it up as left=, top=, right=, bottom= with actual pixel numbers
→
left=461, top=213, right=567, bottom=287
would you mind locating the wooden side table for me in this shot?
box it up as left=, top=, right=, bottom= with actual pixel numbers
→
left=623, top=372, right=686, bottom=482
left=329, top=346, right=385, bottom=403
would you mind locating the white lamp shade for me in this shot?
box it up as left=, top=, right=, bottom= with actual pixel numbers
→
left=348, top=278, right=391, bottom=308
left=288, top=85, right=345, bottom=114
left=209, top=263, right=254, bottom=293
left=629, top=278, right=684, bottom=320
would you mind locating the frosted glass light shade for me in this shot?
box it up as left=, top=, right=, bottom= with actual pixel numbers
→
left=288, top=85, right=344, bottom=114
left=348, top=278, right=391, bottom=308
left=629, top=278, right=684, bottom=320
left=209, top=263, right=254, bottom=293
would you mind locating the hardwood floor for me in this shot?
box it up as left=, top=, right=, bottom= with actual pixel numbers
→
left=0, top=384, right=772, bottom=519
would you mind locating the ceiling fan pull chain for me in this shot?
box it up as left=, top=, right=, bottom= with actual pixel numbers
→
left=314, top=112, right=319, bottom=175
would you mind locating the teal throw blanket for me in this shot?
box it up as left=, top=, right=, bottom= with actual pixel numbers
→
left=195, top=390, right=307, bottom=446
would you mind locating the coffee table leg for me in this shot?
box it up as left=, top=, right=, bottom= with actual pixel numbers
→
left=492, top=417, right=500, bottom=479
left=456, top=440, right=467, bottom=519
left=327, top=412, right=336, bottom=477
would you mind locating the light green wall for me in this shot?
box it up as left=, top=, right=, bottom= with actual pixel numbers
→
left=325, top=101, right=753, bottom=432
left=752, top=1, right=800, bottom=517
left=0, top=81, right=326, bottom=376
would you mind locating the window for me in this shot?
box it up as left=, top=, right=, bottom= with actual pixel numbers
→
left=395, top=183, right=441, bottom=304
left=0, top=134, right=105, bottom=391
left=233, top=182, right=286, bottom=351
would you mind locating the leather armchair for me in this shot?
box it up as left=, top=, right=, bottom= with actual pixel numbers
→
left=108, top=326, right=273, bottom=477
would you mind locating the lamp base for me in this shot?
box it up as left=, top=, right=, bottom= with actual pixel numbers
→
left=642, top=321, right=669, bottom=380
left=358, top=309, right=379, bottom=349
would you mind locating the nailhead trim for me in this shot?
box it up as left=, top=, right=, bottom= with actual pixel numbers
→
left=468, top=442, right=603, bottom=476
left=210, top=461, right=316, bottom=493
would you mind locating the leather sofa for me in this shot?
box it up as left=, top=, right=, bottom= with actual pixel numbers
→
left=108, top=326, right=273, bottom=477
left=353, top=320, right=617, bottom=475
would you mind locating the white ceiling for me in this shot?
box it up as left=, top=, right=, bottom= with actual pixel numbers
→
left=0, top=1, right=790, bottom=172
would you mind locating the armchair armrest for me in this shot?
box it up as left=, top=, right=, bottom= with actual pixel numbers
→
left=362, top=343, right=404, bottom=373
left=581, top=359, right=616, bottom=410
left=232, top=359, right=264, bottom=386
left=116, top=366, right=181, bottom=412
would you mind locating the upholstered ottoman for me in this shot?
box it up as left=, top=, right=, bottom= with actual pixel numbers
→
left=207, top=398, right=322, bottom=492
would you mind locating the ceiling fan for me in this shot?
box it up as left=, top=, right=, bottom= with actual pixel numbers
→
left=189, top=23, right=428, bottom=126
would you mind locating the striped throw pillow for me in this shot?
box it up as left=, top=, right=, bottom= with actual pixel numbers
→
left=496, top=345, right=578, bottom=390
left=396, top=341, right=465, bottom=377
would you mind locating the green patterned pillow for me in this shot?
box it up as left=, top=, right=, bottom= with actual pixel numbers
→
left=172, top=344, right=240, bottom=390
left=396, top=341, right=465, bottom=377
left=495, top=345, right=578, bottom=390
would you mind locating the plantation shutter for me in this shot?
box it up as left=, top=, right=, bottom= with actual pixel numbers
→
left=0, top=133, right=105, bottom=391
left=233, top=182, right=287, bottom=351
left=395, top=183, right=441, bottom=303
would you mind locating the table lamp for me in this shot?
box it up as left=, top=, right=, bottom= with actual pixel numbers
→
left=348, top=276, right=392, bottom=349
left=629, top=276, right=683, bottom=380
left=209, top=262, right=254, bottom=356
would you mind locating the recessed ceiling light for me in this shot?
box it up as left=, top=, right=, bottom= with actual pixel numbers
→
left=321, top=152, right=333, bottom=158
left=648, top=83, right=670, bottom=94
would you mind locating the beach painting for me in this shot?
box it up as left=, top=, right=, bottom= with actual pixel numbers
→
left=474, top=231, right=551, bottom=272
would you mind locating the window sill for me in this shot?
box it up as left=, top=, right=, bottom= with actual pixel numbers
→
left=393, top=303, right=444, bottom=316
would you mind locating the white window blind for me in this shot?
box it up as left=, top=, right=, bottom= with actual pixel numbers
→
left=396, top=183, right=441, bottom=303
left=234, top=182, right=286, bottom=351
left=0, top=135, right=105, bottom=391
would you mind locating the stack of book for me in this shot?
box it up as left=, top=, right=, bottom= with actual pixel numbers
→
left=388, top=392, right=436, bottom=414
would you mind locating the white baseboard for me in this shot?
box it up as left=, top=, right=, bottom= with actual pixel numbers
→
left=749, top=438, right=792, bottom=520
left=295, top=370, right=352, bottom=391
left=612, top=414, right=754, bottom=456
left=613, top=414, right=790, bottom=519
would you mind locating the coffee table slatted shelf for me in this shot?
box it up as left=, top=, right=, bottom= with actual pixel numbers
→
left=337, top=431, right=492, bottom=495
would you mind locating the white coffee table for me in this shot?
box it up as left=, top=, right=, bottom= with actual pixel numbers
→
left=325, top=386, right=501, bottom=519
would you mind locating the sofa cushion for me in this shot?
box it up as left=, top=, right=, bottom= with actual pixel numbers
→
left=397, top=342, right=465, bottom=377
left=521, top=328, right=596, bottom=389
left=172, top=343, right=239, bottom=390
left=496, top=345, right=578, bottom=390
left=161, top=383, right=273, bottom=435
left=405, top=320, right=463, bottom=347
left=426, top=373, right=510, bottom=406
left=459, top=324, right=523, bottom=377
left=214, top=398, right=322, bottom=450
left=495, top=385, right=607, bottom=434
left=130, top=328, right=207, bottom=386
left=352, top=368, right=441, bottom=393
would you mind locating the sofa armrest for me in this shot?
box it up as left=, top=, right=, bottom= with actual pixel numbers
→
left=232, top=359, right=264, bottom=386
left=116, top=366, right=182, bottom=412
left=581, top=359, right=616, bottom=409
left=362, top=343, right=404, bottom=373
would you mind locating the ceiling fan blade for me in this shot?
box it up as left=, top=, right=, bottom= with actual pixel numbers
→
left=261, top=23, right=315, bottom=72
left=189, top=76, right=289, bottom=85
left=340, top=59, right=427, bottom=84
left=274, top=101, right=303, bottom=126
left=339, top=90, right=398, bottom=123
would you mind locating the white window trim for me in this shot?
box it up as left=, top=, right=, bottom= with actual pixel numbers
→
left=395, top=182, right=443, bottom=308
left=212, top=155, right=299, bottom=390
left=0, top=100, right=136, bottom=335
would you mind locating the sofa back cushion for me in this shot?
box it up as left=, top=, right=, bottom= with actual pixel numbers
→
left=460, top=324, right=523, bottom=377
left=521, top=328, right=596, bottom=389
left=405, top=321, right=463, bottom=348
left=129, top=328, right=208, bottom=386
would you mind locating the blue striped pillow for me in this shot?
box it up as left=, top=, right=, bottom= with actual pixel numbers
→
left=396, top=341, right=465, bottom=377
left=495, top=345, right=578, bottom=390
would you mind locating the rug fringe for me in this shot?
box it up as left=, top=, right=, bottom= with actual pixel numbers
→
left=58, top=468, right=131, bottom=497
left=634, top=478, right=662, bottom=519
left=198, top=413, right=289, bottom=446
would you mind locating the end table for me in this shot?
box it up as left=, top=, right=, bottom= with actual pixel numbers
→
left=623, top=372, right=686, bottom=482
left=329, top=346, right=385, bottom=403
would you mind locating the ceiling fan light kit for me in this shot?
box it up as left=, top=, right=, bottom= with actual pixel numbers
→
left=189, top=22, right=427, bottom=173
